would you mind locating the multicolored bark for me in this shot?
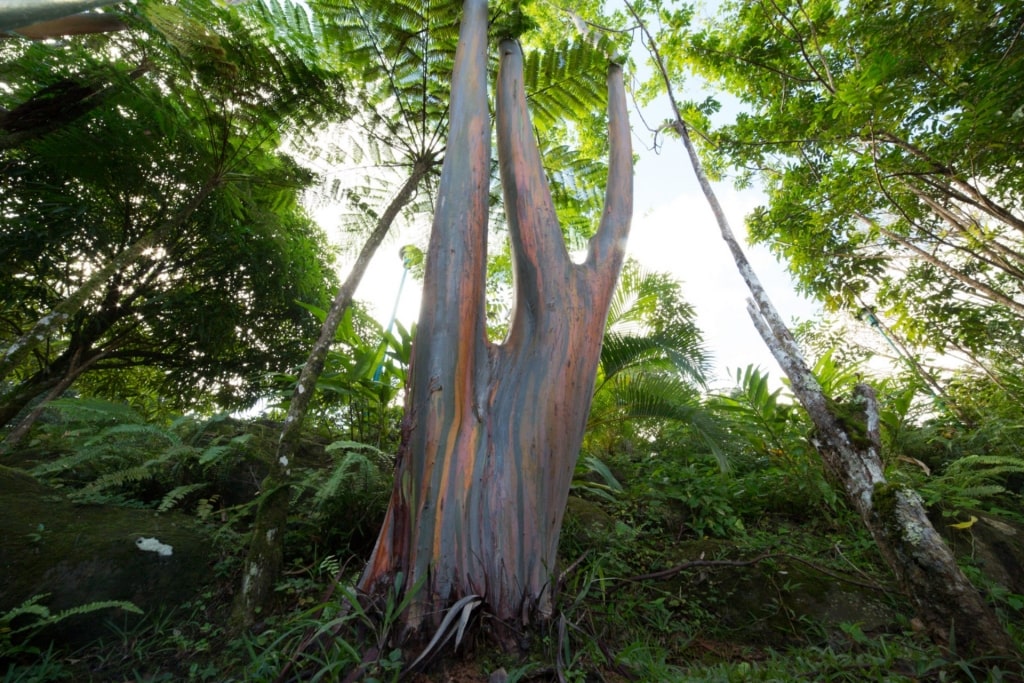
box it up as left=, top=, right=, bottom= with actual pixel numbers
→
left=359, top=0, right=632, bottom=637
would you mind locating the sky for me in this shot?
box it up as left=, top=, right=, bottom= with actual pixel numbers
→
left=336, top=134, right=819, bottom=391
left=329, top=7, right=821, bottom=392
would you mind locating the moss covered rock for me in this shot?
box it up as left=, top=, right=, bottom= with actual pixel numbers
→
left=0, top=466, right=218, bottom=645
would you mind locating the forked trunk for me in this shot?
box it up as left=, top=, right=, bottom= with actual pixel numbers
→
left=359, top=0, right=632, bottom=640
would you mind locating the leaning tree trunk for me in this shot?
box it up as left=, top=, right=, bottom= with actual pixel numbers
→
left=625, top=3, right=1018, bottom=660
left=229, top=157, right=434, bottom=632
left=359, top=0, right=632, bottom=643
left=0, top=180, right=215, bottom=384
left=0, top=346, right=108, bottom=452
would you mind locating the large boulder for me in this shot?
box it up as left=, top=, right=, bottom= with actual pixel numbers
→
left=0, top=466, right=219, bottom=646
left=936, top=510, right=1024, bottom=594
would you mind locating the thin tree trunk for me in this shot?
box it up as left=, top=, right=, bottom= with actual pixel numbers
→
left=0, top=373, right=63, bottom=436
left=872, top=131, right=1024, bottom=236
left=359, top=0, right=632, bottom=645
left=0, top=346, right=108, bottom=452
left=855, top=300, right=963, bottom=419
left=4, top=12, right=125, bottom=40
left=0, top=180, right=215, bottom=383
left=628, top=2, right=1019, bottom=660
left=904, top=185, right=1024, bottom=273
left=229, top=157, right=434, bottom=632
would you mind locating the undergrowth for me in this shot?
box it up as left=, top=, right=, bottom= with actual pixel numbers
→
left=2, top=376, right=1023, bottom=681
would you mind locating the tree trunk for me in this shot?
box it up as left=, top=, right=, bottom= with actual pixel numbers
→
left=626, top=1, right=1018, bottom=661
left=0, top=1, right=116, bottom=34
left=359, top=0, right=632, bottom=643
left=0, top=345, right=107, bottom=452
left=0, top=180, right=215, bottom=383
left=229, top=157, right=435, bottom=632
left=750, top=309, right=1018, bottom=659
left=4, top=12, right=125, bottom=40
left=0, top=289, right=129, bottom=434
left=0, top=373, right=63, bottom=437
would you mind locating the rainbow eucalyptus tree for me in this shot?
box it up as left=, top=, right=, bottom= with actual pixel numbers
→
left=358, top=0, right=632, bottom=639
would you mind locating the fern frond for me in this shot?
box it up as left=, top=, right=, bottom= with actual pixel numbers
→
left=31, top=449, right=106, bottom=477
left=158, top=482, right=209, bottom=512
left=953, top=484, right=1007, bottom=500
left=312, top=452, right=375, bottom=508
left=43, top=397, right=145, bottom=426
left=83, top=423, right=182, bottom=450
left=2, top=594, right=140, bottom=643
left=324, top=439, right=386, bottom=455
left=82, top=462, right=160, bottom=493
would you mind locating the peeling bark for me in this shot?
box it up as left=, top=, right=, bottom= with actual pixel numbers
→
left=359, top=0, right=632, bottom=642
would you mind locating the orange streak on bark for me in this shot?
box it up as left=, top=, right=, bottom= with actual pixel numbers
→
left=360, top=1, right=634, bottom=637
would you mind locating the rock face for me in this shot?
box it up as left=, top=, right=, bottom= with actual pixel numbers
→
left=937, top=511, right=1024, bottom=594
left=0, top=466, right=218, bottom=646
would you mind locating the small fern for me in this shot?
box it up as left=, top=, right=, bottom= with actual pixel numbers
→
left=81, top=462, right=161, bottom=495
left=158, top=482, right=210, bottom=512
left=199, top=433, right=253, bottom=466
left=318, top=554, right=341, bottom=578
left=1, top=593, right=142, bottom=657
left=311, top=440, right=390, bottom=509
left=40, top=397, right=145, bottom=428
left=921, top=453, right=1024, bottom=514
left=31, top=398, right=252, bottom=511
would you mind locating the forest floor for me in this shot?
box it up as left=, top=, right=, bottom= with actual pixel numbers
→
left=3, top=422, right=1022, bottom=682
left=4, top=491, right=1022, bottom=682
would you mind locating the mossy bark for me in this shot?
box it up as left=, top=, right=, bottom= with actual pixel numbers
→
left=229, top=475, right=290, bottom=632
left=750, top=311, right=1018, bottom=659
left=630, top=3, right=1018, bottom=658
left=869, top=482, right=1018, bottom=656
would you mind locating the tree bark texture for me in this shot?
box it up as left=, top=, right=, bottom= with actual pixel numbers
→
left=751, top=307, right=1018, bottom=659
left=626, top=3, right=1017, bottom=657
left=230, top=158, right=433, bottom=632
left=359, top=0, right=632, bottom=637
